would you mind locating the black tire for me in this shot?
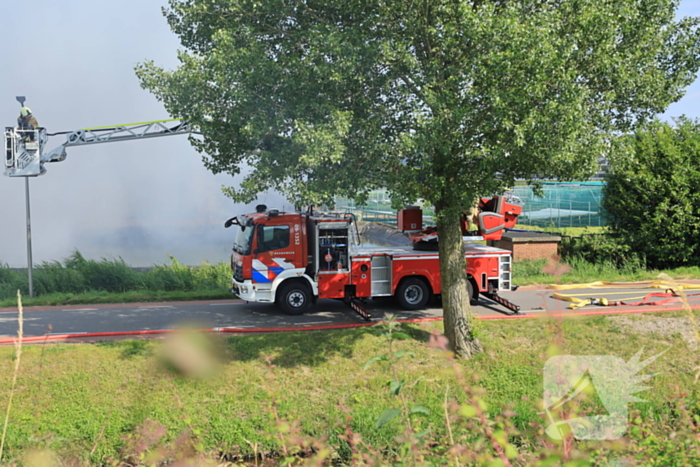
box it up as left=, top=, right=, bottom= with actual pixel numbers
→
left=413, top=241, right=439, bottom=251
left=277, top=281, right=312, bottom=315
left=468, top=280, right=478, bottom=305
left=396, top=278, right=430, bottom=310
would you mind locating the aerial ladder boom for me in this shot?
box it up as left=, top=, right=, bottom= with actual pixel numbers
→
left=5, top=117, right=195, bottom=177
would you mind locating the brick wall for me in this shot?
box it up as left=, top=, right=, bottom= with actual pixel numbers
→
left=489, top=231, right=561, bottom=262
left=498, top=239, right=559, bottom=261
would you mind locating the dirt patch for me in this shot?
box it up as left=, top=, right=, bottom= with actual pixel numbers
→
left=610, top=315, right=700, bottom=350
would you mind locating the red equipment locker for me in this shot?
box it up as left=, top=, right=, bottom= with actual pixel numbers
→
left=398, top=206, right=423, bottom=231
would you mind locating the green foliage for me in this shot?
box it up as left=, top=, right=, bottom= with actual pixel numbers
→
left=364, top=314, right=430, bottom=440
left=0, top=263, right=25, bottom=299
left=511, top=255, right=692, bottom=286
left=143, top=255, right=229, bottom=291
left=602, top=117, right=700, bottom=269
left=558, top=234, right=643, bottom=268
left=32, top=261, right=88, bottom=295
left=0, top=251, right=230, bottom=300
left=64, top=251, right=143, bottom=293
left=138, top=0, right=700, bottom=214
left=376, top=408, right=401, bottom=429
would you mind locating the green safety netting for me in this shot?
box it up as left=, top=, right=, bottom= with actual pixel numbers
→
left=513, top=182, right=604, bottom=228
left=335, top=182, right=604, bottom=229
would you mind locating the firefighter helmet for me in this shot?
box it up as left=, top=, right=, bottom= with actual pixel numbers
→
left=20, top=107, right=32, bottom=117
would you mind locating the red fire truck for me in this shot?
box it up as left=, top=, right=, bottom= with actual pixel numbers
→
left=225, top=194, right=524, bottom=319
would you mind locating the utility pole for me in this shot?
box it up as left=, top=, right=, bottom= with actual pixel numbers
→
left=24, top=177, right=33, bottom=298
left=16, top=96, right=34, bottom=298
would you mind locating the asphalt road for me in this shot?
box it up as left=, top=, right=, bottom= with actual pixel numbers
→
left=1, top=282, right=698, bottom=340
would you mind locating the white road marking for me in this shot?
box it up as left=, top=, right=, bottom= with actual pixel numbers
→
left=294, top=321, right=332, bottom=325
left=62, top=308, right=98, bottom=312
left=46, top=332, right=87, bottom=335
left=137, top=306, right=175, bottom=309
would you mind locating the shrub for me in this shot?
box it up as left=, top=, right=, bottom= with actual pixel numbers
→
left=602, top=118, right=700, bottom=269
left=558, top=233, right=644, bottom=269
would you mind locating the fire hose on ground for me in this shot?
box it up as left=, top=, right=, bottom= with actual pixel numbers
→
left=548, top=280, right=700, bottom=310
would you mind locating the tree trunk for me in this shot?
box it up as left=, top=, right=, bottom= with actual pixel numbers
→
left=437, top=210, right=483, bottom=359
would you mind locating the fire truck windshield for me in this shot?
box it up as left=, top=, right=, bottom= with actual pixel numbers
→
left=233, top=218, right=255, bottom=255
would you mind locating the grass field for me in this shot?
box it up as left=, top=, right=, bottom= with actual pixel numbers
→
left=0, top=305, right=698, bottom=465
left=0, top=289, right=233, bottom=309
left=514, top=224, right=605, bottom=236
left=513, top=258, right=700, bottom=286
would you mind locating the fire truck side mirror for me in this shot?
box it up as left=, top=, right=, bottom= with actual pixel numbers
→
left=224, top=217, right=239, bottom=228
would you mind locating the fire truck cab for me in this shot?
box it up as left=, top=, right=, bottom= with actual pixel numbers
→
left=226, top=205, right=517, bottom=316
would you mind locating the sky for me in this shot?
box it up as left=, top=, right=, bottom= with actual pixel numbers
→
left=1, top=0, right=699, bottom=268
left=0, top=0, right=289, bottom=267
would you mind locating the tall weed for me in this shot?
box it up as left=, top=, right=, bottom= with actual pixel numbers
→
left=32, top=261, right=88, bottom=295
left=64, top=251, right=143, bottom=293
left=0, top=251, right=230, bottom=300
left=0, top=265, right=24, bottom=298
left=144, top=256, right=229, bottom=291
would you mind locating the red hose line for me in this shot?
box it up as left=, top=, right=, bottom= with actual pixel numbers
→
left=0, top=305, right=697, bottom=345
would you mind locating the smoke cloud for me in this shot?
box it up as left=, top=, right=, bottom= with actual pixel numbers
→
left=0, top=0, right=289, bottom=267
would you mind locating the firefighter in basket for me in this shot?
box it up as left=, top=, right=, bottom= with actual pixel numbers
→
left=17, top=107, right=39, bottom=141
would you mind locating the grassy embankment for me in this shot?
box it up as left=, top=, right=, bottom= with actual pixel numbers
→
left=0, top=304, right=698, bottom=465
left=0, top=251, right=232, bottom=308
left=513, top=258, right=700, bottom=286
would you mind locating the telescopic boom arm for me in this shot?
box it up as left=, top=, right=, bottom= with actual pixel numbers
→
left=4, top=118, right=196, bottom=177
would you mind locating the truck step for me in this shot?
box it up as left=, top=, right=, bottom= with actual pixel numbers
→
left=346, top=298, right=372, bottom=321
left=482, top=292, right=522, bottom=315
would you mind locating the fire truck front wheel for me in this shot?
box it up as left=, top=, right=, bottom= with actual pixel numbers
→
left=277, top=281, right=312, bottom=315
left=396, top=278, right=430, bottom=310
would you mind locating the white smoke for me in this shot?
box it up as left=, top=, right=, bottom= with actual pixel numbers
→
left=0, top=0, right=290, bottom=267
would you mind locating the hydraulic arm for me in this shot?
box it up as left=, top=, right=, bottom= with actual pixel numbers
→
left=4, top=119, right=195, bottom=177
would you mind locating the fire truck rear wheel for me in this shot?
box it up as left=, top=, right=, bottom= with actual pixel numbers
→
left=277, top=281, right=312, bottom=315
left=468, top=280, right=478, bottom=305
left=396, top=278, right=430, bottom=310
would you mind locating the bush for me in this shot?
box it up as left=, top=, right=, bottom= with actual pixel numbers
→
left=602, top=118, right=700, bottom=269
left=558, top=233, right=645, bottom=269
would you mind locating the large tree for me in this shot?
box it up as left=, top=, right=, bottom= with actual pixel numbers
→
left=138, top=0, right=700, bottom=358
